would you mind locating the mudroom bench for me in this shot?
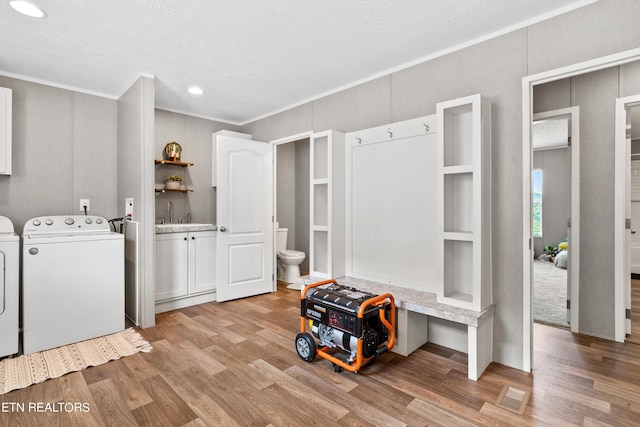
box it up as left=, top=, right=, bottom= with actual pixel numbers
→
left=305, top=276, right=495, bottom=381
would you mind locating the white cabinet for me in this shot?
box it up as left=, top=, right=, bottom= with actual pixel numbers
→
left=0, top=87, right=12, bottom=175
left=436, top=94, right=491, bottom=311
left=155, top=231, right=216, bottom=311
left=309, top=130, right=345, bottom=279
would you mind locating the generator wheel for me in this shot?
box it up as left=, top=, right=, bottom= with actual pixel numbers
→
left=295, top=332, right=316, bottom=362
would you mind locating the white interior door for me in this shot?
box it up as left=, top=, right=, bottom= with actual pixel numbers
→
left=631, top=162, right=640, bottom=275
left=532, top=107, right=580, bottom=332
left=614, top=94, right=640, bottom=341
left=216, top=136, right=274, bottom=302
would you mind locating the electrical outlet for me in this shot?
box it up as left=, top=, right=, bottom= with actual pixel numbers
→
left=80, top=199, right=90, bottom=212
left=125, top=198, right=134, bottom=219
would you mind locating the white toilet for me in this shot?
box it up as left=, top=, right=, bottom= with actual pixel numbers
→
left=276, top=227, right=306, bottom=283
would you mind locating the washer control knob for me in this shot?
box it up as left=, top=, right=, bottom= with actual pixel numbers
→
left=85, top=218, right=93, bottom=224
left=28, top=248, right=39, bottom=255
left=32, top=219, right=41, bottom=226
left=65, top=217, right=75, bottom=225
left=45, top=219, right=53, bottom=225
left=96, top=218, right=103, bottom=224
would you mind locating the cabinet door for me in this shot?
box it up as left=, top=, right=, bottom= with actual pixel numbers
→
left=0, top=87, right=12, bottom=175
left=155, top=233, right=189, bottom=301
left=189, top=231, right=217, bottom=294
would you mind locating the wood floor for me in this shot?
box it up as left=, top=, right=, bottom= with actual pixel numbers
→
left=3, top=282, right=640, bottom=426
left=629, top=278, right=640, bottom=344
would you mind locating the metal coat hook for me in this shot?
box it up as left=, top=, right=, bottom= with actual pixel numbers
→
left=423, top=123, right=430, bottom=132
left=387, top=128, right=393, bottom=138
left=356, top=137, right=362, bottom=144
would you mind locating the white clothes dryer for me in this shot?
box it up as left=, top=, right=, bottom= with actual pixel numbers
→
left=22, top=215, right=124, bottom=354
left=0, top=216, right=19, bottom=358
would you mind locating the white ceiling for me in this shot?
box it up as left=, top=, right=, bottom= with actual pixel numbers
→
left=1, top=0, right=596, bottom=125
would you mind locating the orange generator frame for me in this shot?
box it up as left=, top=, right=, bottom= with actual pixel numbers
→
left=295, top=279, right=396, bottom=373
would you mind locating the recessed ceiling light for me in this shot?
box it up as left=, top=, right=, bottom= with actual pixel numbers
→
left=9, top=0, right=47, bottom=18
left=188, top=86, right=204, bottom=95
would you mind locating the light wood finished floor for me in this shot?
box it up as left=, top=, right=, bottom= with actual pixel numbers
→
left=629, top=278, right=640, bottom=345
left=2, top=282, right=640, bottom=426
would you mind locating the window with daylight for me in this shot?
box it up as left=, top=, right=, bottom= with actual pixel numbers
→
left=532, top=169, right=542, bottom=238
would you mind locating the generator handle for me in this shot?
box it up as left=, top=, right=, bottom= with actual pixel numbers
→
left=300, top=279, right=337, bottom=299
left=357, top=293, right=396, bottom=353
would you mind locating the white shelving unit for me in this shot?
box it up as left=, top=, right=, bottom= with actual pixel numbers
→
left=0, top=87, right=12, bottom=175
left=309, top=130, right=345, bottom=279
left=437, top=94, right=492, bottom=312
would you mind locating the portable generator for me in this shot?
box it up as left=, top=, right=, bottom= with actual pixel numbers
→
left=295, top=279, right=396, bottom=373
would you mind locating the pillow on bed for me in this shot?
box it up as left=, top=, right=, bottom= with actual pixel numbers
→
left=554, top=250, right=568, bottom=269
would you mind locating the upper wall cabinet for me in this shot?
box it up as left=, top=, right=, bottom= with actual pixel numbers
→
left=436, top=94, right=492, bottom=311
left=0, top=87, right=12, bottom=175
left=212, top=130, right=252, bottom=186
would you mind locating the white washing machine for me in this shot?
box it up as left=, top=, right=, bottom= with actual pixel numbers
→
left=0, top=216, right=19, bottom=358
left=22, top=215, right=124, bottom=354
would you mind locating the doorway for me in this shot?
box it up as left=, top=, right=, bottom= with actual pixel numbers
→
left=273, top=134, right=311, bottom=288
left=523, top=48, right=640, bottom=372
left=532, top=110, right=577, bottom=330
left=629, top=103, right=640, bottom=344
left=614, top=94, right=640, bottom=344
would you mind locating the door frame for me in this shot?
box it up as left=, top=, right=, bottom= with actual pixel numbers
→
left=522, top=47, right=640, bottom=372
left=270, top=131, right=314, bottom=283
left=532, top=107, right=580, bottom=333
left=614, top=94, right=640, bottom=341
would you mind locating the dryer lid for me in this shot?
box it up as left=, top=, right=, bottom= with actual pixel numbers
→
left=0, top=216, right=14, bottom=233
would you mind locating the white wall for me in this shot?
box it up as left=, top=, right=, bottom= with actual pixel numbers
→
left=117, top=75, right=155, bottom=328
left=0, top=76, right=118, bottom=230
left=154, top=109, right=240, bottom=225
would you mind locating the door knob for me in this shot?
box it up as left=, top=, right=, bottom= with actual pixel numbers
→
left=219, top=226, right=227, bottom=232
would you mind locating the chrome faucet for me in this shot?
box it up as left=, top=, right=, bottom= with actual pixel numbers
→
left=167, top=201, right=173, bottom=223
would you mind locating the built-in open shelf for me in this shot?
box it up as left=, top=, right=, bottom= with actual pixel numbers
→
left=309, top=130, right=345, bottom=279
left=437, top=94, right=491, bottom=312
left=155, top=188, right=193, bottom=193
left=155, top=159, right=194, bottom=193
left=155, top=159, right=193, bottom=167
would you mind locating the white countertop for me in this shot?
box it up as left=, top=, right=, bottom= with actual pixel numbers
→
left=155, top=223, right=217, bottom=233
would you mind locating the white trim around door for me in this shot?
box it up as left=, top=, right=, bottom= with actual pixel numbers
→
left=522, top=47, right=640, bottom=372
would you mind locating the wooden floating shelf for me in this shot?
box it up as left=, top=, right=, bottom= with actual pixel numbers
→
left=155, top=188, right=193, bottom=193
left=155, top=159, right=194, bottom=167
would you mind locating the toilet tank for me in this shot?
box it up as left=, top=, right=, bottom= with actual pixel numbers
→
left=276, top=228, right=288, bottom=251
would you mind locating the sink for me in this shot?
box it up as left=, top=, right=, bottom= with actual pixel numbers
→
left=155, top=223, right=216, bottom=233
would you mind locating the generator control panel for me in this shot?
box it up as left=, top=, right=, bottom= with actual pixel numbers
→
left=302, top=283, right=389, bottom=337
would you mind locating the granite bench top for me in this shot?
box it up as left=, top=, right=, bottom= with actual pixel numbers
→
left=302, top=276, right=495, bottom=328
